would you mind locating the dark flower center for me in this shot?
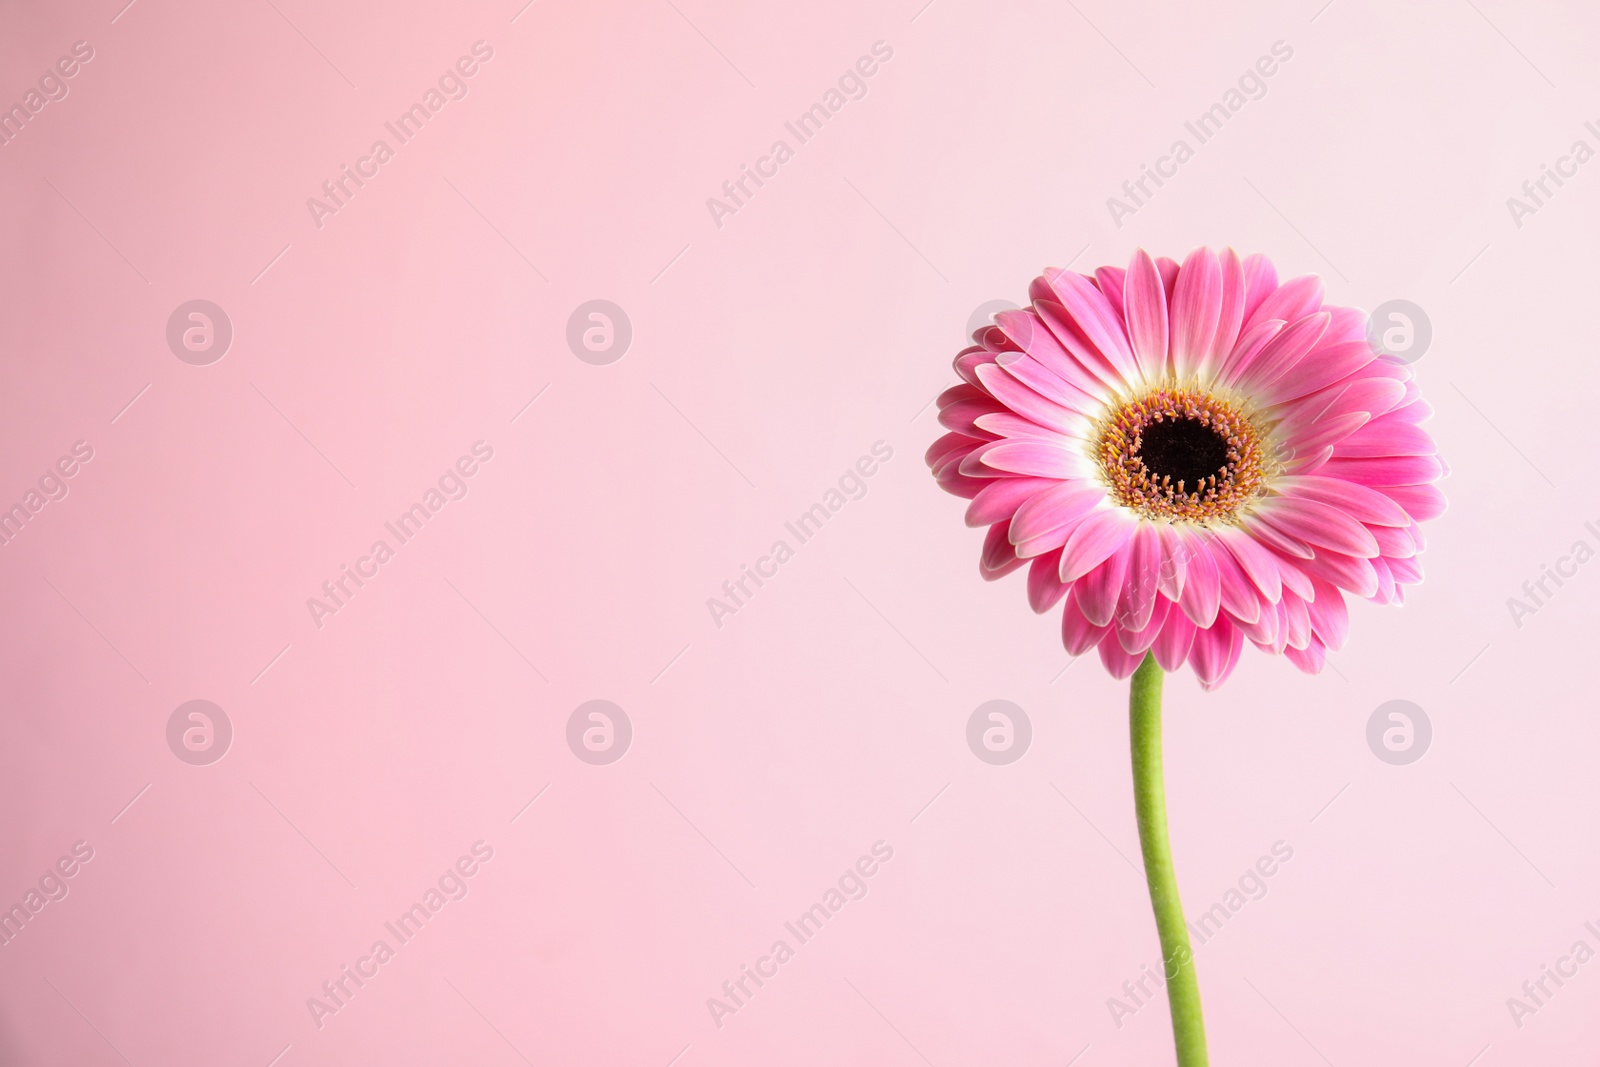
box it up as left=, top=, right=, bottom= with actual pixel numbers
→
left=1137, top=417, right=1231, bottom=489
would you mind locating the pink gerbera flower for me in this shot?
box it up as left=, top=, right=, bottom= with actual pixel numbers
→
left=927, top=248, right=1446, bottom=688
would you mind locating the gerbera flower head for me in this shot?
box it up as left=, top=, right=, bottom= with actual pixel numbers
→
left=927, top=248, right=1446, bottom=689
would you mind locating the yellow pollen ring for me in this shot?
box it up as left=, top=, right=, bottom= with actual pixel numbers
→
left=1093, top=385, right=1270, bottom=524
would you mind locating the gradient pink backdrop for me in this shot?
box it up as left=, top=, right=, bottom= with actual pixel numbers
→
left=1, top=0, right=1596, bottom=1063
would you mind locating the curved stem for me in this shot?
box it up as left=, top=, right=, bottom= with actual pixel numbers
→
left=1129, top=653, right=1208, bottom=1066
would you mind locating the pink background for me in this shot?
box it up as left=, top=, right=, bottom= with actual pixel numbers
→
left=1, top=0, right=1596, bottom=1063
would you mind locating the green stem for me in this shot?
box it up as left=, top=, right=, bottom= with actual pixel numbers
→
left=1129, top=653, right=1208, bottom=1066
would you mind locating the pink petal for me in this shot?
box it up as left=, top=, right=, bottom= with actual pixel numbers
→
left=1237, top=595, right=1281, bottom=650
left=1059, top=508, right=1137, bottom=582
left=1370, top=523, right=1417, bottom=558
left=1176, top=530, right=1222, bottom=627
left=1383, top=397, right=1435, bottom=425
left=1118, top=596, right=1172, bottom=655
left=931, top=444, right=979, bottom=480
left=1332, top=418, right=1436, bottom=458
left=1028, top=551, right=1070, bottom=613
left=1245, top=515, right=1316, bottom=559
left=995, top=350, right=1100, bottom=413
left=1275, top=378, right=1407, bottom=441
left=1115, top=521, right=1163, bottom=633
left=1323, top=306, right=1369, bottom=345
left=1275, top=476, right=1411, bottom=527
left=977, top=325, right=1019, bottom=355
left=996, top=309, right=1112, bottom=399
left=1098, top=639, right=1146, bottom=679
left=971, top=322, right=1005, bottom=349
left=1283, top=411, right=1371, bottom=462
left=1301, top=550, right=1379, bottom=598
left=1368, top=558, right=1399, bottom=604
left=1218, top=528, right=1284, bottom=602
left=1155, top=523, right=1188, bottom=602
left=1382, top=483, right=1448, bottom=522
left=954, top=347, right=997, bottom=386
left=1034, top=299, right=1127, bottom=394
left=937, top=382, right=987, bottom=408
left=927, top=430, right=979, bottom=470
left=977, top=440, right=1078, bottom=478
left=1094, top=265, right=1126, bottom=311
left=938, top=396, right=1005, bottom=439
left=956, top=442, right=1013, bottom=479
left=929, top=444, right=964, bottom=476
left=1043, top=269, right=1139, bottom=382
left=1322, top=376, right=1411, bottom=421
left=1278, top=555, right=1315, bottom=601
left=1318, top=455, right=1445, bottom=487
left=1061, top=587, right=1109, bottom=655
left=1305, top=578, right=1350, bottom=651
left=1170, top=248, right=1222, bottom=379
left=1010, top=483, right=1105, bottom=555
left=1027, top=274, right=1058, bottom=307
left=1152, top=607, right=1197, bottom=671
left=1191, top=618, right=1243, bottom=689
left=975, top=362, right=1081, bottom=432
left=1281, top=592, right=1311, bottom=650
left=930, top=454, right=979, bottom=489
left=1283, top=641, right=1326, bottom=675
left=1240, top=253, right=1279, bottom=322
left=1199, top=248, right=1247, bottom=378
left=1227, top=312, right=1331, bottom=393
left=980, top=522, right=1026, bottom=578
left=1254, top=497, right=1381, bottom=558
left=1388, top=556, right=1423, bottom=584
left=1244, top=273, right=1324, bottom=333
left=934, top=467, right=987, bottom=499
left=1156, top=256, right=1181, bottom=294
left=1254, top=340, right=1377, bottom=407
left=964, top=476, right=1054, bottom=527
left=1076, top=545, right=1132, bottom=627
left=974, top=411, right=1066, bottom=441
left=1213, top=318, right=1284, bottom=381
left=1209, top=541, right=1261, bottom=623
left=1283, top=444, right=1335, bottom=476
left=992, top=308, right=1038, bottom=351
left=1122, top=249, right=1169, bottom=381
left=1360, top=357, right=1413, bottom=382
